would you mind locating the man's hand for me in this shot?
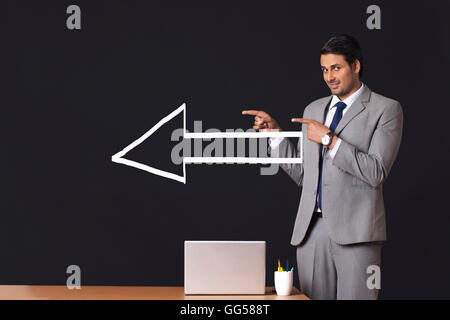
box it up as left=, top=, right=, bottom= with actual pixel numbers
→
left=242, top=110, right=282, bottom=132
left=291, top=118, right=331, bottom=146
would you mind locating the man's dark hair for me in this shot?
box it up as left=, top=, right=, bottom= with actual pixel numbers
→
left=320, top=34, right=364, bottom=78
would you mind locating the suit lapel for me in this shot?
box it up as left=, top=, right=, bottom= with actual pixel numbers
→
left=310, top=96, right=333, bottom=165
left=334, top=85, right=372, bottom=135
left=315, top=97, right=332, bottom=124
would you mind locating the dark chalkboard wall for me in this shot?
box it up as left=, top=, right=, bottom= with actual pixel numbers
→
left=2, top=0, right=449, bottom=299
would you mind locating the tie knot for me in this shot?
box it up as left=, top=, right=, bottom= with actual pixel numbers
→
left=335, top=101, right=347, bottom=110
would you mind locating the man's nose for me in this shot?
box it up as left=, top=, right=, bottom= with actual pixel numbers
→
left=327, top=71, right=335, bottom=83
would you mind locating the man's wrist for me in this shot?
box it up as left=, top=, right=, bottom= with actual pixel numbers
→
left=327, top=135, right=339, bottom=150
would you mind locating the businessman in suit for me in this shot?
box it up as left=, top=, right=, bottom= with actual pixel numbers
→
left=242, top=35, right=403, bottom=299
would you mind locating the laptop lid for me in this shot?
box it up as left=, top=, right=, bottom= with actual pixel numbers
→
left=184, top=241, right=266, bottom=295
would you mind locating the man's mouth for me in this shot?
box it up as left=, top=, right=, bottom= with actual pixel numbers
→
left=329, top=82, right=340, bottom=89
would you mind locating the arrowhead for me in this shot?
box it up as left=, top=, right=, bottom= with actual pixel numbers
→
left=111, top=103, right=187, bottom=184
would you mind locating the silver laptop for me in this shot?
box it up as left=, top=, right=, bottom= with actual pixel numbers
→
left=184, top=241, right=266, bottom=295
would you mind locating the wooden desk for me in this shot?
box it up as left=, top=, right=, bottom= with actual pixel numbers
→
left=0, top=286, right=309, bottom=300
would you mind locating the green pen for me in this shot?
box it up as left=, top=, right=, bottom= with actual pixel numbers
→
left=290, top=267, right=294, bottom=272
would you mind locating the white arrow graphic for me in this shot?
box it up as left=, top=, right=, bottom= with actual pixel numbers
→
left=111, top=103, right=303, bottom=184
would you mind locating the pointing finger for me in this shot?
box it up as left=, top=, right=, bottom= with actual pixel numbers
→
left=242, top=110, right=270, bottom=121
left=291, top=118, right=313, bottom=124
left=242, top=110, right=259, bottom=116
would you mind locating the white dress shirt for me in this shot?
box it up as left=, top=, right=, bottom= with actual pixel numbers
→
left=269, top=83, right=365, bottom=212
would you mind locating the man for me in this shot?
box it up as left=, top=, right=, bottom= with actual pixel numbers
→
left=242, top=34, right=403, bottom=299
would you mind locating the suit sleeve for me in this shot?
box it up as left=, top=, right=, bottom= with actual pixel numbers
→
left=332, top=101, right=403, bottom=188
left=270, top=134, right=304, bottom=187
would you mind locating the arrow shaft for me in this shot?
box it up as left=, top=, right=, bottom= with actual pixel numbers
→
left=184, top=157, right=302, bottom=164
left=184, top=131, right=302, bottom=139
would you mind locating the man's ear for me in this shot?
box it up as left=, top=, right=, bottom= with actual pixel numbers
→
left=353, top=59, right=361, bottom=75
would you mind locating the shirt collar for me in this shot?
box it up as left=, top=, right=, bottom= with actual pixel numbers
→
left=329, top=82, right=365, bottom=110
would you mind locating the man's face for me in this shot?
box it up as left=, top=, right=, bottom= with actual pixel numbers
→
left=320, top=54, right=360, bottom=98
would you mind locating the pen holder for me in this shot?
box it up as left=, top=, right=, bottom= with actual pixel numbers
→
left=274, top=271, right=293, bottom=296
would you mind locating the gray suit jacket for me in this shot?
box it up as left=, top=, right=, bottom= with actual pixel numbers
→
left=271, top=85, right=403, bottom=246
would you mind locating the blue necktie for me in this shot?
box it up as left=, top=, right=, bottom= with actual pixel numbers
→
left=318, top=101, right=347, bottom=211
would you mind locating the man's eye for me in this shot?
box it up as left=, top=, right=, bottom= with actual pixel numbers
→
left=334, top=66, right=340, bottom=70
